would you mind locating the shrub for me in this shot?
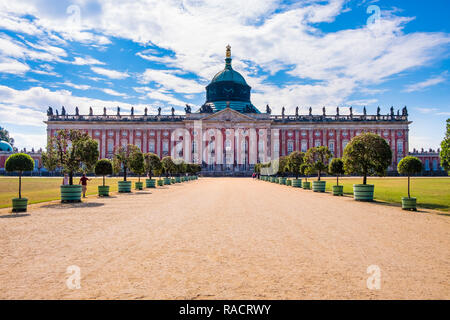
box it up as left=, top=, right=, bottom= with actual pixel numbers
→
left=398, top=156, right=423, bottom=198
left=305, top=146, right=332, bottom=181
left=5, top=153, right=34, bottom=199
left=144, top=153, right=161, bottom=179
left=288, top=151, right=305, bottom=179
left=112, top=144, right=141, bottom=181
left=161, top=156, right=175, bottom=177
left=328, top=158, right=345, bottom=186
left=95, top=159, right=113, bottom=186
left=343, top=132, right=392, bottom=185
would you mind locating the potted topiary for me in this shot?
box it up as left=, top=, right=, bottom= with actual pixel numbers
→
left=329, top=158, right=345, bottom=196
left=288, top=151, right=305, bottom=188
left=300, top=163, right=313, bottom=190
left=95, top=159, right=113, bottom=196
left=42, top=130, right=99, bottom=202
left=144, top=153, right=161, bottom=188
left=305, top=146, right=332, bottom=192
left=130, top=148, right=145, bottom=190
left=161, top=156, right=175, bottom=185
left=112, top=144, right=141, bottom=193
left=5, top=153, right=34, bottom=212
left=343, top=132, right=392, bottom=201
left=174, top=159, right=186, bottom=183
left=277, top=156, right=289, bottom=185
left=397, top=156, right=423, bottom=211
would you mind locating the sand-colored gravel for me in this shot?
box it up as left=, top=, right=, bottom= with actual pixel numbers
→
left=0, top=178, right=448, bottom=299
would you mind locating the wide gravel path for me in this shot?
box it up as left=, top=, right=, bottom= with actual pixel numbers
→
left=0, top=178, right=448, bottom=299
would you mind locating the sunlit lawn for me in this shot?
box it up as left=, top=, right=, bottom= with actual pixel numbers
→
left=318, top=176, right=450, bottom=212
left=0, top=176, right=149, bottom=208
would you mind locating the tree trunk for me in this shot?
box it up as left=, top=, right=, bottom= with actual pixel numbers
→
left=408, top=175, right=410, bottom=198
left=124, top=167, right=127, bottom=181
left=69, top=172, right=73, bottom=185
left=337, top=175, right=339, bottom=186
left=363, top=173, right=367, bottom=185
left=318, top=171, right=321, bottom=181
left=19, top=172, right=22, bottom=199
left=103, top=175, right=105, bottom=187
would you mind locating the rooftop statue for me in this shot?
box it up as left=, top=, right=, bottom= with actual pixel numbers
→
left=363, top=106, right=367, bottom=116
left=185, top=104, right=191, bottom=114
left=266, top=104, right=271, bottom=114
left=131, top=106, right=134, bottom=116
left=89, top=107, right=93, bottom=116
left=349, top=106, right=353, bottom=117
left=281, top=107, right=285, bottom=117
left=336, top=107, right=339, bottom=116
left=377, top=106, right=381, bottom=116
left=322, top=106, right=326, bottom=116
left=390, top=106, right=394, bottom=116
left=158, top=107, right=161, bottom=116
left=47, top=106, right=53, bottom=116
left=61, top=106, right=66, bottom=116
left=103, top=107, right=106, bottom=116
left=75, top=107, right=79, bottom=116
left=144, top=107, right=148, bottom=116
left=171, top=107, right=175, bottom=116
left=295, top=106, right=299, bottom=117
left=117, top=106, right=120, bottom=116
left=309, top=107, right=312, bottom=116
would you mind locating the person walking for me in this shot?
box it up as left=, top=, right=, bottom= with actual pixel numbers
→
left=79, top=174, right=91, bottom=198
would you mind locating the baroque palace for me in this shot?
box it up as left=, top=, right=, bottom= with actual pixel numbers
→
left=44, top=46, right=413, bottom=175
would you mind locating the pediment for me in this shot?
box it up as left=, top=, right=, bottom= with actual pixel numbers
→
left=201, top=108, right=256, bottom=122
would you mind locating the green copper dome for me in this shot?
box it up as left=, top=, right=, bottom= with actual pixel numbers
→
left=203, top=45, right=260, bottom=113
left=0, top=140, right=13, bottom=152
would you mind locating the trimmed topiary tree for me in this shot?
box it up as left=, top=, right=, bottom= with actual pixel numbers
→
left=329, top=158, right=345, bottom=196
left=42, top=130, right=99, bottom=202
left=305, top=146, right=332, bottom=192
left=144, top=152, right=161, bottom=187
left=113, top=144, right=141, bottom=192
left=440, top=118, right=450, bottom=174
left=397, top=156, right=423, bottom=210
left=129, top=147, right=145, bottom=190
left=288, top=151, right=305, bottom=179
left=5, top=153, right=34, bottom=212
left=95, top=159, right=113, bottom=196
left=161, top=156, right=175, bottom=184
left=343, top=132, right=392, bottom=201
left=300, top=163, right=313, bottom=190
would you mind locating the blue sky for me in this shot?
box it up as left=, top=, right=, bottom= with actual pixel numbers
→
left=0, top=0, right=449, bottom=151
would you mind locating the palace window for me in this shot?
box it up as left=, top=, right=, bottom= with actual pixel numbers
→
left=273, top=141, right=279, bottom=152
left=342, top=140, right=349, bottom=150
left=94, top=131, right=100, bottom=137
left=397, top=141, right=403, bottom=154
left=433, top=159, right=438, bottom=171
left=162, top=141, right=169, bottom=152
left=136, top=131, right=141, bottom=137
left=342, top=131, right=348, bottom=137
left=225, top=139, right=231, bottom=151
left=209, top=129, right=215, bottom=135
left=108, top=131, right=114, bottom=137
left=258, top=129, right=265, bottom=136
left=397, top=131, right=403, bottom=137
left=258, top=140, right=264, bottom=152
left=425, top=159, right=430, bottom=171
left=122, top=131, right=128, bottom=136
left=287, top=141, right=294, bottom=153
left=149, top=131, right=155, bottom=136
left=163, top=131, right=169, bottom=137
left=314, top=131, right=320, bottom=137
left=301, top=131, right=307, bottom=137
left=329, top=141, right=335, bottom=154
left=314, top=140, right=321, bottom=147
left=135, top=140, right=141, bottom=150
left=148, top=141, right=155, bottom=152
left=192, top=141, right=197, bottom=153
left=287, top=131, right=293, bottom=137
left=107, top=140, right=114, bottom=155
left=329, top=132, right=334, bottom=137
left=301, top=141, right=307, bottom=152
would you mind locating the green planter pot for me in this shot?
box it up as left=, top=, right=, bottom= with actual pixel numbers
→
left=279, top=177, right=287, bottom=185
left=181, top=177, right=186, bottom=182
left=302, top=181, right=311, bottom=190
left=61, top=185, right=82, bottom=202
left=286, top=179, right=292, bottom=186
left=271, top=177, right=276, bottom=183
left=135, top=182, right=143, bottom=190
left=98, top=185, right=110, bottom=197
left=332, top=185, right=344, bottom=196
left=402, top=197, right=417, bottom=211
left=118, top=181, right=132, bottom=193
left=312, top=180, right=326, bottom=192
left=175, top=177, right=181, bottom=183
left=292, top=179, right=302, bottom=188
left=157, top=179, right=164, bottom=186
left=353, top=184, right=374, bottom=201
left=146, top=179, right=156, bottom=188
left=171, top=178, right=176, bottom=184
left=164, top=177, right=171, bottom=185
left=12, top=197, right=28, bottom=212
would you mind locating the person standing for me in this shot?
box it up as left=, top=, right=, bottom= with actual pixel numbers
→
left=62, top=173, right=69, bottom=185
left=79, top=174, right=91, bottom=198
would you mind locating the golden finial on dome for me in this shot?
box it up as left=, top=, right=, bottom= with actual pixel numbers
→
left=226, top=44, right=231, bottom=58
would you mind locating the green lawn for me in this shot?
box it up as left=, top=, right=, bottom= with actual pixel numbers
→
left=317, top=176, right=450, bottom=212
left=0, top=176, right=149, bottom=208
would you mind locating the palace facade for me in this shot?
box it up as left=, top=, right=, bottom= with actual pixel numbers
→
left=45, top=46, right=411, bottom=175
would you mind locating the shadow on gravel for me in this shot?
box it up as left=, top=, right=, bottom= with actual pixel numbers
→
left=134, top=192, right=152, bottom=195
left=40, top=202, right=105, bottom=209
left=0, top=213, right=30, bottom=218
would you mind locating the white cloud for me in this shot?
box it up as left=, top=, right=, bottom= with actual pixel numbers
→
left=71, top=56, right=105, bottom=65
left=0, top=57, right=29, bottom=75
left=91, top=66, right=130, bottom=79
left=139, top=69, right=204, bottom=94
left=415, top=107, right=439, bottom=114
left=101, top=88, right=128, bottom=97
left=404, top=74, right=446, bottom=92
left=61, top=81, right=91, bottom=90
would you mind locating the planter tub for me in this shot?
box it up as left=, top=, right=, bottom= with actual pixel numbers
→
left=157, top=179, right=164, bottom=186
left=271, top=177, right=276, bottom=183
left=292, top=179, right=302, bottom=188
left=302, top=181, right=311, bottom=190
left=135, top=182, right=143, bottom=190
left=146, top=179, right=156, bottom=188
left=98, top=185, right=110, bottom=197
left=353, top=184, right=374, bottom=201
left=164, top=177, right=171, bottom=185
left=118, top=181, right=132, bottom=193
left=12, top=198, right=28, bottom=212
left=312, top=180, right=326, bottom=192
left=402, top=197, right=417, bottom=211
left=279, top=177, right=287, bottom=185
left=332, top=185, right=344, bottom=196
left=171, top=178, right=176, bottom=184
left=175, top=177, right=181, bottom=183
left=61, top=184, right=82, bottom=202
left=286, top=179, right=292, bottom=186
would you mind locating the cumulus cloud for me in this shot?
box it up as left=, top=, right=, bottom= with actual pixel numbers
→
left=91, top=66, right=130, bottom=79
left=404, top=74, right=446, bottom=92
